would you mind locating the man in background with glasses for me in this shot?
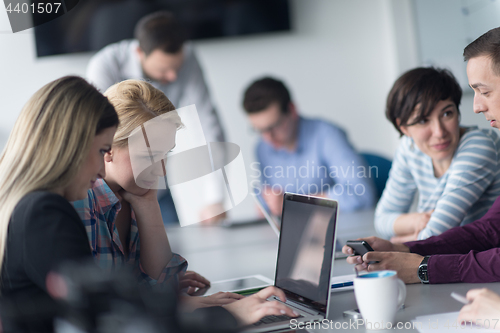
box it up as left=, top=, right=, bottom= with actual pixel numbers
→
left=242, top=77, right=376, bottom=216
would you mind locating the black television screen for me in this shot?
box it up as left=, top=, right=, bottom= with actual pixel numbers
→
left=34, top=0, right=291, bottom=57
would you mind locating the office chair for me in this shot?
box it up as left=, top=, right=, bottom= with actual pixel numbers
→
left=361, top=153, right=392, bottom=199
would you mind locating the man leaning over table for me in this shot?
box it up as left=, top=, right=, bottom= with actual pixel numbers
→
left=344, top=27, right=500, bottom=286
left=242, top=76, right=376, bottom=216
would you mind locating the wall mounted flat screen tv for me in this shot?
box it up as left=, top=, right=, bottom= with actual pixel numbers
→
left=34, top=0, right=291, bottom=57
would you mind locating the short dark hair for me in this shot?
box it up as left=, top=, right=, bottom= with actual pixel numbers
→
left=386, top=67, right=462, bottom=136
left=134, top=11, right=186, bottom=56
left=243, top=77, right=291, bottom=114
left=464, top=27, right=500, bottom=76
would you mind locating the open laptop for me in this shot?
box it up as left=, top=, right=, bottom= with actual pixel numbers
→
left=251, top=192, right=281, bottom=236
left=252, top=191, right=346, bottom=259
left=243, top=192, right=338, bottom=332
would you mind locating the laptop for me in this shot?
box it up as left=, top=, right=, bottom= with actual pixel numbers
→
left=243, top=192, right=338, bottom=332
left=251, top=192, right=281, bottom=236
left=252, top=191, right=346, bottom=259
left=221, top=190, right=282, bottom=230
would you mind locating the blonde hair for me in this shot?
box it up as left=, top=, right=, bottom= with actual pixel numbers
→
left=104, top=80, right=182, bottom=148
left=0, top=76, right=118, bottom=276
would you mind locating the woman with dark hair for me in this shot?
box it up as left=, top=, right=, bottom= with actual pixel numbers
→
left=375, top=67, right=500, bottom=241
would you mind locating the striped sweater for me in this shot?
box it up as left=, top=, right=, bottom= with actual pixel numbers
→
left=375, top=127, right=500, bottom=240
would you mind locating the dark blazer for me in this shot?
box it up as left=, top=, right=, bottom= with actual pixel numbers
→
left=0, top=191, right=91, bottom=332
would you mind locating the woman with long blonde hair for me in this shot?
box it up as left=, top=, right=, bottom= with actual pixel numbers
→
left=73, top=80, right=195, bottom=287
left=73, top=79, right=236, bottom=304
left=0, top=76, right=119, bottom=331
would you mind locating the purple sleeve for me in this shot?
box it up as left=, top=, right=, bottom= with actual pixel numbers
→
left=427, top=249, right=500, bottom=284
left=404, top=196, right=500, bottom=283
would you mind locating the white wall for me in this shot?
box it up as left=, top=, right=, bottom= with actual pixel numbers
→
left=0, top=0, right=484, bottom=220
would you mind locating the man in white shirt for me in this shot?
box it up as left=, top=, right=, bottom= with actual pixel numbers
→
left=87, top=11, right=226, bottom=224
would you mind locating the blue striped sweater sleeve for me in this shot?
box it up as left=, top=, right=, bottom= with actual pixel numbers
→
left=374, top=139, right=417, bottom=238
left=417, top=130, right=500, bottom=239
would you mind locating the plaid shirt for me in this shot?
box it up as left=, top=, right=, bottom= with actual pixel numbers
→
left=72, top=179, right=187, bottom=287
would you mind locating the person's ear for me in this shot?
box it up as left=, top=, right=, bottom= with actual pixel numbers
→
left=136, top=46, right=146, bottom=62
left=396, top=119, right=410, bottom=137
left=104, top=149, right=113, bottom=163
left=288, top=102, right=298, bottom=118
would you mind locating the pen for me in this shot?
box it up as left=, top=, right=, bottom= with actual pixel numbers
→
left=331, top=281, right=354, bottom=289
left=451, top=292, right=470, bottom=304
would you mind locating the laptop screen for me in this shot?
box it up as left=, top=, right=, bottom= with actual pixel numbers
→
left=251, top=192, right=281, bottom=236
left=274, top=193, right=337, bottom=315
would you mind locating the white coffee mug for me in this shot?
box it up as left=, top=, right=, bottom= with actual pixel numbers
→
left=354, top=270, right=406, bottom=330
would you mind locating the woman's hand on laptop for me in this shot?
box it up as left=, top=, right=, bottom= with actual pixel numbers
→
left=223, top=286, right=299, bottom=326
left=180, top=292, right=244, bottom=312
left=180, top=270, right=211, bottom=295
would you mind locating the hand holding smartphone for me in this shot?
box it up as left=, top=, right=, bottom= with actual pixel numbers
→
left=346, top=240, right=378, bottom=264
left=346, top=240, right=374, bottom=256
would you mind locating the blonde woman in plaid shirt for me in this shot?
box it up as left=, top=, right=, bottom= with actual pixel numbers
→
left=72, top=81, right=300, bottom=322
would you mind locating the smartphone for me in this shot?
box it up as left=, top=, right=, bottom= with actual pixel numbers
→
left=346, top=240, right=374, bottom=256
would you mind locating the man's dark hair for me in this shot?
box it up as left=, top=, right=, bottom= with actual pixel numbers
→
left=243, top=77, right=291, bottom=114
left=386, top=67, right=462, bottom=136
left=464, top=27, right=500, bottom=76
left=134, top=11, right=186, bottom=56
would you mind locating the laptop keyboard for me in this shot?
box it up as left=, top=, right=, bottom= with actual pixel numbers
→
left=252, top=314, right=304, bottom=326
